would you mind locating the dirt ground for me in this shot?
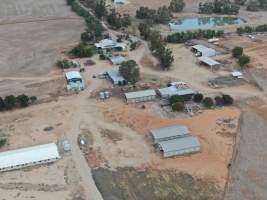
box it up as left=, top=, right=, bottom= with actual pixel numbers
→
left=0, top=0, right=84, bottom=97
left=224, top=98, right=267, bottom=200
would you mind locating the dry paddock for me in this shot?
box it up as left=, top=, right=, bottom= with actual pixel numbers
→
left=0, top=0, right=84, bottom=97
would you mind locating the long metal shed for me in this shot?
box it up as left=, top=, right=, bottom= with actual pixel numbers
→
left=106, top=69, right=126, bottom=85
left=125, top=89, right=156, bottom=103
left=150, top=125, right=190, bottom=144
left=158, top=136, right=200, bottom=157
left=0, top=143, right=60, bottom=172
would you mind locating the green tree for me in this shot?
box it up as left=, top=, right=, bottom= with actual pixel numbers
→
left=159, top=47, right=174, bottom=70
left=222, top=94, right=234, bottom=105
left=193, top=93, right=204, bottom=103
left=138, top=23, right=151, bottom=40
left=0, top=97, right=5, bottom=111
left=238, top=55, right=250, bottom=68
left=4, top=95, right=16, bottom=110
left=16, top=94, right=30, bottom=107
left=172, top=102, right=184, bottom=112
left=232, top=46, right=243, bottom=58
left=119, top=60, right=140, bottom=84
left=156, top=6, right=172, bottom=24
left=70, top=43, right=96, bottom=58
left=94, top=0, right=107, bottom=18
left=203, top=97, right=214, bottom=108
left=169, top=0, right=185, bottom=12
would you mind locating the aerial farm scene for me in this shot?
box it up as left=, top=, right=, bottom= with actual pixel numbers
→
left=0, top=0, right=267, bottom=200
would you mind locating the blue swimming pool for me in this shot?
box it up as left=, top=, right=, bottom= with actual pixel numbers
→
left=169, top=17, right=245, bottom=31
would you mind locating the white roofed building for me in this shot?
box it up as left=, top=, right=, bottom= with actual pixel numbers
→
left=158, top=82, right=195, bottom=99
left=95, top=39, right=127, bottom=51
left=192, top=45, right=217, bottom=57
left=0, top=143, right=60, bottom=172
left=106, top=69, right=126, bottom=85
left=65, top=71, right=85, bottom=91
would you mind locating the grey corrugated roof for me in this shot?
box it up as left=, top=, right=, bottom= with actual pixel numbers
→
left=109, top=56, right=126, bottom=65
left=198, top=56, right=220, bottom=66
left=125, top=89, right=156, bottom=99
left=159, top=136, right=200, bottom=153
left=150, top=125, right=190, bottom=140
left=158, top=86, right=194, bottom=97
left=106, top=69, right=125, bottom=82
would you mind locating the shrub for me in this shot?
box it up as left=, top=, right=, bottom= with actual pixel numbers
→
left=16, top=94, right=30, bottom=107
left=57, top=59, right=70, bottom=69
left=4, top=95, right=16, bottom=110
left=70, top=43, right=96, bottom=58
left=172, top=102, right=185, bottom=112
left=238, top=55, right=250, bottom=68
left=222, top=94, right=234, bottom=105
left=30, top=96, right=37, bottom=103
left=0, top=97, right=5, bottom=111
left=214, top=96, right=223, bottom=106
left=232, top=46, right=243, bottom=58
left=170, top=95, right=184, bottom=105
left=169, top=0, right=185, bottom=12
left=202, top=97, right=214, bottom=108
left=193, top=93, right=204, bottom=103
left=0, top=138, right=6, bottom=148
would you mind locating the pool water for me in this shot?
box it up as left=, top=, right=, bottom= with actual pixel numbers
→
left=169, top=17, right=244, bottom=31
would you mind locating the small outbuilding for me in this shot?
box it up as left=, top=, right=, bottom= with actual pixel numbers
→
left=231, top=71, right=243, bottom=78
left=109, top=55, right=127, bottom=65
left=158, top=136, right=201, bottom=157
left=192, top=45, right=216, bottom=57
left=65, top=71, right=85, bottom=91
left=95, top=39, right=127, bottom=51
left=106, top=69, right=126, bottom=85
left=198, top=56, right=220, bottom=71
left=0, top=143, right=60, bottom=172
left=125, top=89, right=156, bottom=103
left=150, top=125, right=190, bottom=144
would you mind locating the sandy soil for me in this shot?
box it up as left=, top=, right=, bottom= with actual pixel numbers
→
left=98, top=99, right=240, bottom=188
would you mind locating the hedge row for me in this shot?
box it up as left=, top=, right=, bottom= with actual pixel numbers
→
left=166, top=29, right=224, bottom=43
left=66, top=0, right=103, bottom=42
left=0, top=95, right=37, bottom=111
left=236, top=24, right=267, bottom=34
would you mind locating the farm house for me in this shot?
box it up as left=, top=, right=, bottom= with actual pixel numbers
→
left=0, top=143, right=60, bottom=172
left=125, top=89, right=156, bottom=103
left=150, top=125, right=190, bottom=144
left=158, top=136, right=201, bottom=157
left=65, top=71, right=85, bottom=91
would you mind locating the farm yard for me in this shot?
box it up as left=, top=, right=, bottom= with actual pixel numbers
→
left=0, top=0, right=267, bottom=200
